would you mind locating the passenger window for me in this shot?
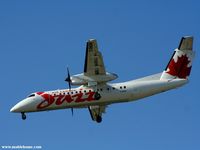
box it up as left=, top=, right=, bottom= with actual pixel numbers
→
left=124, top=86, right=126, bottom=89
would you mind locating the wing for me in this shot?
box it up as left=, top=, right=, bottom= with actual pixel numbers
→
left=84, top=39, right=106, bottom=76
left=88, top=105, right=107, bottom=123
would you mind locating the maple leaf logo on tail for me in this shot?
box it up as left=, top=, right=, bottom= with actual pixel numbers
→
left=160, top=36, right=195, bottom=80
left=166, top=51, right=192, bottom=79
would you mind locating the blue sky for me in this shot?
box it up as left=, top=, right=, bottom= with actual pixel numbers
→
left=0, top=0, right=199, bottom=149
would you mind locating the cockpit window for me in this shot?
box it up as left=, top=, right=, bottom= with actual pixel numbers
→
left=28, top=94, right=35, bottom=97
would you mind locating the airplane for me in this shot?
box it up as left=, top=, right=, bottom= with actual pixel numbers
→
left=10, top=36, right=195, bottom=123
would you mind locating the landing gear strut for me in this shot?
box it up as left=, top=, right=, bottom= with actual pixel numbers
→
left=21, top=112, right=26, bottom=120
left=96, top=115, right=102, bottom=123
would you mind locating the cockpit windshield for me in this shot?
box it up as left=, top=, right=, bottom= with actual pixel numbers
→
left=27, top=93, right=35, bottom=97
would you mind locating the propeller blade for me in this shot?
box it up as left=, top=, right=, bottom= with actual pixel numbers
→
left=71, top=108, right=74, bottom=116
left=69, top=82, right=71, bottom=90
left=65, top=67, right=71, bottom=90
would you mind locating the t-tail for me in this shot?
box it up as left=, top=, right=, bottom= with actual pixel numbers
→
left=160, top=36, right=195, bottom=80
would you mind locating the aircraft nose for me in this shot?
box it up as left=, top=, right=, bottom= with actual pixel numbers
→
left=10, top=103, right=23, bottom=112
left=10, top=98, right=34, bottom=113
left=10, top=106, right=17, bottom=112
left=10, top=101, right=24, bottom=112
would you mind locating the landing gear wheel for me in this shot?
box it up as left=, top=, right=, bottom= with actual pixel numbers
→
left=21, top=112, right=26, bottom=120
left=94, top=92, right=101, bottom=100
left=96, top=115, right=102, bottom=123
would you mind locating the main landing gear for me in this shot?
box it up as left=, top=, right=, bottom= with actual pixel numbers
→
left=21, top=112, right=26, bottom=120
left=96, top=115, right=102, bottom=123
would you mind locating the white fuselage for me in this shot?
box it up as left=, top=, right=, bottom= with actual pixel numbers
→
left=10, top=78, right=188, bottom=113
left=9, top=36, right=195, bottom=123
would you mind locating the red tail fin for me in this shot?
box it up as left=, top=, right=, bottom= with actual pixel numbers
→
left=161, top=36, right=195, bottom=80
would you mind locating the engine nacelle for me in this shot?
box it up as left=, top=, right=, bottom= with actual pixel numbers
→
left=70, top=72, right=118, bottom=86
left=70, top=75, right=88, bottom=85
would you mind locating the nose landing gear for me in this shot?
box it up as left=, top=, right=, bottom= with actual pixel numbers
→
left=21, top=112, right=26, bottom=120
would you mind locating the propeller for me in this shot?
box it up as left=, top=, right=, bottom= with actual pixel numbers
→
left=71, top=108, right=74, bottom=116
left=65, top=68, right=74, bottom=116
left=65, top=67, right=71, bottom=90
